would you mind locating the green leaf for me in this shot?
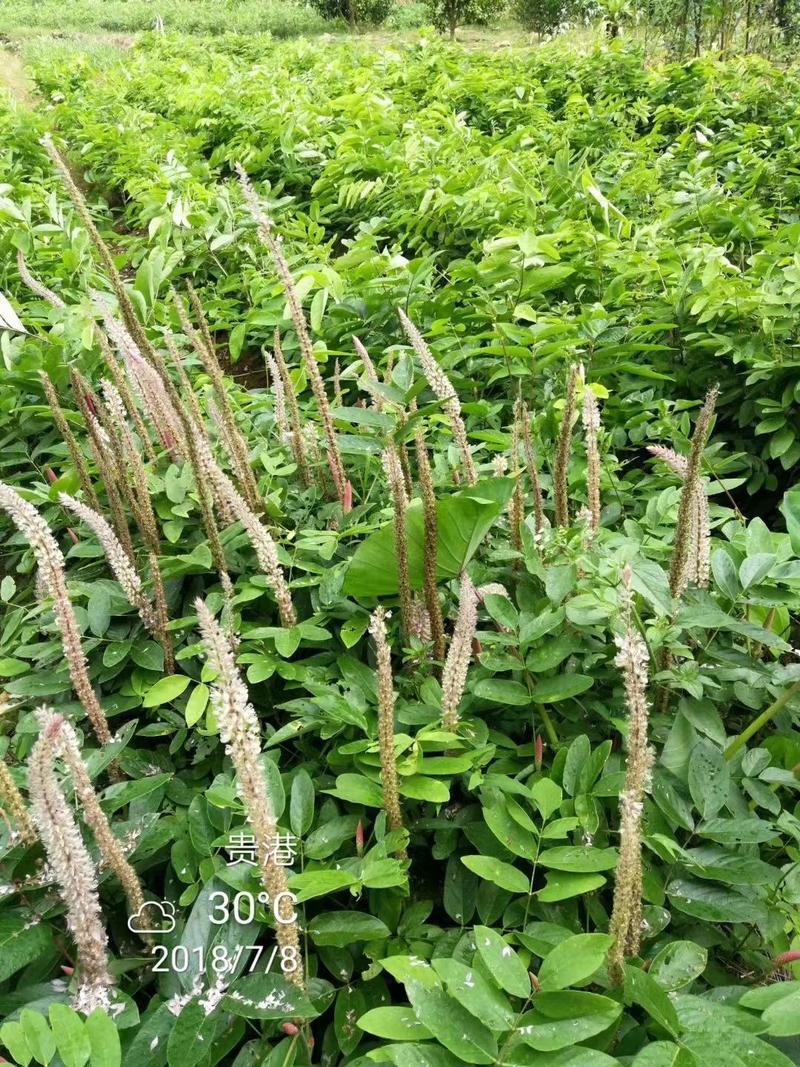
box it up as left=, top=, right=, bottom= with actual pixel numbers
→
left=325, top=773, right=384, bottom=807
left=688, top=740, right=729, bottom=819
left=537, top=933, right=614, bottom=991
left=87, top=586, right=111, bottom=637
left=431, top=957, right=515, bottom=1032
left=86, top=1009, right=121, bottom=1067
left=142, top=675, right=192, bottom=708
left=649, top=940, right=707, bottom=991
left=406, top=981, right=498, bottom=1064
left=0, top=915, right=53, bottom=983
left=625, top=965, right=680, bottom=1037
left=184, top=683, right=209, bottom=727
left=357, top=1007, right=432, bottom=1040
left=0, top=1022, right=32, bottom=1067
left=473, top=678, right=530, bottom=706
left=290, top=769, right=315, bottom=837
left=462, top=856, right=530, bottom=894
left=537, top=871, right=606, bottom=901
left=165, top=1000, right=219, bottom=1067
left=474, top=925, right=531, bottom=998
left=289, top=868, right=360, bottom=901
left=537, top=846, right=618, bottom=872
left=221, top=973, right=318, bottom=1020
left=532, top=675, right=593, bottom=703
left=20, top=1009, right=55, bottom=1065
left=49, top=1004, right=90, bottom=1067
left=516, top=991, right=622, bottom=1051
left=780, top=484, right=800, bottom=557
left=307, top=912, right=390, bottom=946
left=667, top=878, right=767, bottom=923
left=343, top=479, right=514, bottom=596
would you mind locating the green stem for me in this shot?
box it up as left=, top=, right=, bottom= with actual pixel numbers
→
left=725, top=679, right=800, bottom=761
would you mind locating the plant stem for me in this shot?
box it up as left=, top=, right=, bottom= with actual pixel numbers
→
left=725, top=679, right=800, bottom=760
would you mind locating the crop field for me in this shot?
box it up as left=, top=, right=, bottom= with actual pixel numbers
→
left=0, top=11, right=799, bottom=1067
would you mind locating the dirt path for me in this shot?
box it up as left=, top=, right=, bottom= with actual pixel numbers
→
left=0, top=46, right=35, bottom=107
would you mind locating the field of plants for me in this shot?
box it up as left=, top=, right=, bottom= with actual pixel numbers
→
left=0, top=21, right=799, bottom=1067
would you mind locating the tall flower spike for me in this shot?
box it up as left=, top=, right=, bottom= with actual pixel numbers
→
left=398, top=308, right=477, bottom=486
left=382, top=442, right=412, bottom=636
left=18, top=249, right=66, bottom=310
left=37, top=709, right=150, bottom=941
left=173, top=288, right=261, bottom=514
left=265, top=351, right=291, bottom=444
left=414, top=418, right=445, bottom=667
left=352, top=336, right=383, bottom=412
left=43, top=137, right=160, bottom=370
left=368, top=608, right=406, bottom=856
left=509, top=408, right=524, bottom=560
left=195, top=599, right=303, bottom=986
left=667, top=386, right=718, bottom=599
left=553, top=365, right=580, bottom=528
left=41, top=373, right=100, bottom=511
left=0, top=755, right=37, bottom=844
left=27, top=714, right=114, bottom=1013
left=59, top=494, right=157, bottom=633
left=519, top=401, right=545, bottom=537
left=194, top=431, right=296, bottom=627
left=441, top=573, right=479, bottom=732
left=0, top=483, right=112, bottom=748
left=236, top=165, right=347, bottom=506
left=647, top=445, right=710, bottom=591
left=272, top=330, right=310, bottom=487
left=69, top=368, right=135, bottom=563
left=608, top=567, right=653, bottom=985
left=98, top=380, right=160, bottom=556
left=582, top=384, right=602, bottom=535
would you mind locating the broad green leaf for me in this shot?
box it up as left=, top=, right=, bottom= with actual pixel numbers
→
left=537, top=846, right=618, bottom=872
left=431, top=957, right=515, bottom=1032
left=688, top=740, right=729, bottom=819
left=308, top=912, right=390, bottom=946
left=343, top=479, right=514, bottom=596
left=667, top=878, right=767, bottom=923
left=531, top=675, right=593, bottom=703
left=537, top=871, right=606, bottom=901
left=649, top=940, right=707, bottom=991
left=49, top=1004, right=90, bottom=1067
left=474, top=925, right=530, bottom=998
left=537, top=933, right=614, bottom=991
left=222, top=973, right=318, bottom=1020
left=357, top=1007, right=432, bottom=1040
left=406, top=980, right=498, bottom=1063
left=290, top=769, right=315, bottom=837
left=142, top=674, right=191, bottom=708
left=516, top=991, right=622, bottom=1051
left=19, top=1009, right=54, bottom=1065
left=184, top=683, right=209, bottom=727
left=0, top=916, right=53, bottom=984
left=85, top=1009, right=121, bottom=1067
left=462, top=856, right=530, bottom=894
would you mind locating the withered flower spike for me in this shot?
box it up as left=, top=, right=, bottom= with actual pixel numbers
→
left=441, top=573, right=479, bottom=731
left=368, top=607, right=407, bottom=857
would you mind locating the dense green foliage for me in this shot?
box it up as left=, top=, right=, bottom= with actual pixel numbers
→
left=0, top=32, right=799, bottom=1067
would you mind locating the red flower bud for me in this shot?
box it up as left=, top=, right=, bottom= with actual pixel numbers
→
left=342, top=480, right=353, bottom=514
left=61, top=965, right=74, bottom=976
left=280, top=1022, right=299, bottom=1036
left=45, top=467, right=58, bottom=485
left=66, top=527, right=79, bottom=545
left=355, top=819, right=365, bottom=857
left=534, top=734, right=543, bottom=770
left=773, top=950, right=800, bottom=967
left=529, top=971, right=541, bottom=992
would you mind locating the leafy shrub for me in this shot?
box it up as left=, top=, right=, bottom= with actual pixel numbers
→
left=307, top=0, right=393, bottom=25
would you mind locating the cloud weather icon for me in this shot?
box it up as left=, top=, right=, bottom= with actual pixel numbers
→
left=127, top=899, right=177, bottom=935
